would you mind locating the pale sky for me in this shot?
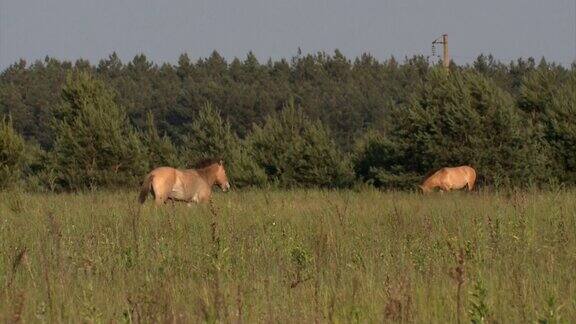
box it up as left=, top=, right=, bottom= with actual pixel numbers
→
left=1, top=0, right=575, bottom=69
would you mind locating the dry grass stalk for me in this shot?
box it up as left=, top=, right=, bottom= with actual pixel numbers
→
left=449, top=247, right=466, bottom=324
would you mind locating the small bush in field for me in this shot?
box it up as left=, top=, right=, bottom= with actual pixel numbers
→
left=289, top=245, right=313, bottom=288
left=468, top=277, right=490, bottom=324
left=538, top=296, right=563, bottom=324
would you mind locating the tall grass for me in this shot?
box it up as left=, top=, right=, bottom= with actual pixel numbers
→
left=1, top=189, right=575, bottom=322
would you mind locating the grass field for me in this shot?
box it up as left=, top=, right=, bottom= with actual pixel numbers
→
left=1, top=189, right=575, bottom=323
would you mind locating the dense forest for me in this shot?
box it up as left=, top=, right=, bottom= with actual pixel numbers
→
left=0, top=51, right=575, bottom=191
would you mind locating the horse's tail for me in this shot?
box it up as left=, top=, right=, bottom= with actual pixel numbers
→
left=138, top=173, right=154, bottom=204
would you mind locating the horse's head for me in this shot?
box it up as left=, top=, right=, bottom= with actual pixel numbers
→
left=195, top=158, right=231, bottom=192
left=417, top=184, right=431, bottom=194
left=214, top=160, right=230, bottom=192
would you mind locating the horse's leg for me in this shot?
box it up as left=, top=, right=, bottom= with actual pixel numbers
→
left=194, top=187, right=211, bottom=204
left=154, top=175, right=175, bottom=206
left=154, top=195, right=165, bottom=206
left=440, top=184, right=450, bottom=193
left=184, top=193, right=201, bottom=207
left=169, top=199, right=177, bottom=216
left=198, top=192, right=211, bottom=203
left=149, top=177, right=161, bottom=206
left=154, top=187, right=167, bottom=206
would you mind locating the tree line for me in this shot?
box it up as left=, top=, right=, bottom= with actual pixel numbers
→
left=1, top=51, right=575, bottom=191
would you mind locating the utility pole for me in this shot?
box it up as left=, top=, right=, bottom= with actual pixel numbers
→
left=432, top=34, right=450, bottom=71
left=442, top=34, right=449, bottom=70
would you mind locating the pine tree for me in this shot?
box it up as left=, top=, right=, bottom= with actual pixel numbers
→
left=0, top=116, right=27, bottom=189
left=248, top=100, right=354, bottom=188
left=181, top=101, right=266, bottom=187
left=547, top=76, right=576, bottom=183
left=97, top=52, right=123, bottom=78
left=518, top=67, right=566, bottom=115
left=142, top=111, right=181, bottom=168
left=520, top=70, right=576, bottom=183
left=182, top=101, right=237, bottom=160
left=51, top=72, right=147, bottom=190
left=353, top=131, right=417, bottom=188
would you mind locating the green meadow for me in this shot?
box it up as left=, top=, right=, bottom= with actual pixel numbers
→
left=1, top=189, right=575, bottom=323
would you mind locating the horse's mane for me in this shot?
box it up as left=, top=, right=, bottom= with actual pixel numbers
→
left=421, top=168, right=441, bottom=182
left=194, top=158, right=222, bottom=169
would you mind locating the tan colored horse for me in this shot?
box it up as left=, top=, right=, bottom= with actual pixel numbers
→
left=419, top=166, right=476, bottom=193
left=139, top=159, right=230, bottom=205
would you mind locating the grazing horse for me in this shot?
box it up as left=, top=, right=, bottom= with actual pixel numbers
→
left=139, top=159, right=230, bottom=205
left=419, top=165, right=476, bottom=193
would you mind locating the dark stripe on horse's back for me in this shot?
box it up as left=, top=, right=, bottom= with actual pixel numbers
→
left=194, top=158, right=222, bottom=169
left=422, top=168, right=441, bottom=182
